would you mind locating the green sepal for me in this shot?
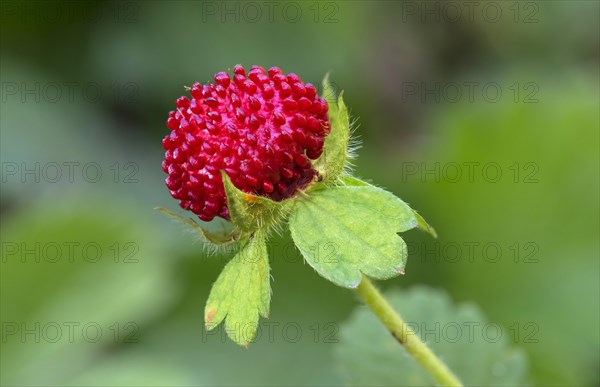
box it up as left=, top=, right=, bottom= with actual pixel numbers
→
left=154, top=206, right=241, bottom=246
left=204, top=232, right=271, bottom=347
left=289, top=185, right=418, bottom=288
left=321, top=72, right=338, bottom=117
left=221, top=171, right=291, bottom=232
left=315, top=76, right=350, bottom=183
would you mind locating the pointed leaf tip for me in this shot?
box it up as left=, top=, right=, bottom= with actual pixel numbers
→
left=412, top=210, right=437, bottom=238
left=205, top=308, right=217, bottom=328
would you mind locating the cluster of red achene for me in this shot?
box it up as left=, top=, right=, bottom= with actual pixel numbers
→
left=162, top=65, right=330, bottom=221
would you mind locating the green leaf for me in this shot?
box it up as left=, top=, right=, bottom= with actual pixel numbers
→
left=155, top=206, right=241, bottom=245
left=289, top=185, right=417, bottom=288
left=315, top=80, right=350, bottom=183
left=335, top=287, right=528, bottom=386
left=204, top=233, right=271, bottom=347
left=221, top=171, right=291, bottom=232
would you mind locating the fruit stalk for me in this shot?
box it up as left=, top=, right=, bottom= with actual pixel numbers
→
left=355, top=275, right=463, bottom=387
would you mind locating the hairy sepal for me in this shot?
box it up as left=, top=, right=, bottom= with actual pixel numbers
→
left=315, top=75, right=351, bottom=183
left=155, top=206, right=241, bottom=248
left=221, top=171, right=292, bottom=233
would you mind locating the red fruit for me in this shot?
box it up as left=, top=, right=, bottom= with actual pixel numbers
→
left=162, top=65, right=330, bottom=222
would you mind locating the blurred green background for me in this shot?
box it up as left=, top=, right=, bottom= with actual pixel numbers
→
left=1, top=1, right=598, bottom=386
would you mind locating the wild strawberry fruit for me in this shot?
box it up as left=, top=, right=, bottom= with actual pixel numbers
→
left=162, top=65, right=330, bottom=222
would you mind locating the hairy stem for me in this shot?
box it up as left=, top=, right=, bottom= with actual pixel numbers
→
left=355, top=275, right=463, bottom=387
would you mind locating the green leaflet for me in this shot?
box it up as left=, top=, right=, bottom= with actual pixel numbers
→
left=335, top=287, right=528, bottom=386
left=315, top=76, right=350, bottom=183
left=289, top=185, right=418, bottom=288
left=204, top=233, right=271, bottom=347
left=155, top=206, right=240, bottom=246
left=221, top=171, right=291, bottom=232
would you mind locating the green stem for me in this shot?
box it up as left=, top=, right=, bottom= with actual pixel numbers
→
left=355, top=275, right=463, bottom=387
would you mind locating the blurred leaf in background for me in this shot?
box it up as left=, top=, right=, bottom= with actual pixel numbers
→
left=390, top=75, right=599, bottom=386
left=335, top=287, right=528, bottom=386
